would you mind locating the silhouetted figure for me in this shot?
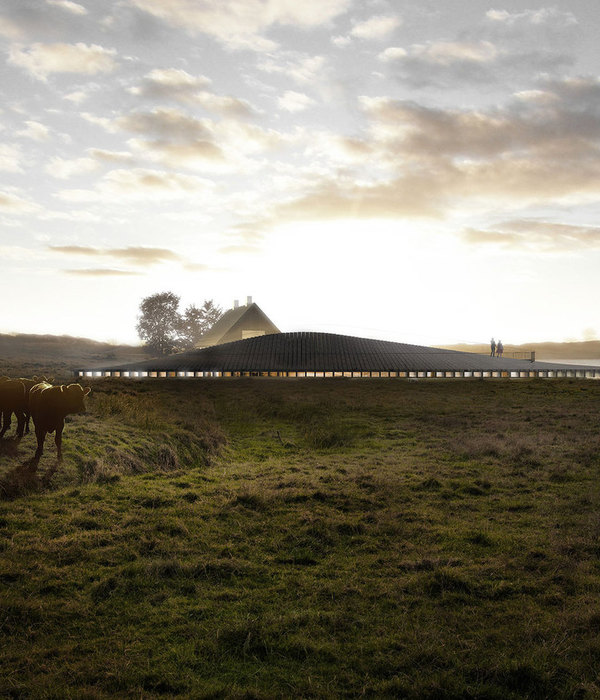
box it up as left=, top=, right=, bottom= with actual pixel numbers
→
left=497, top=340, right=504, bottom=358
left=29, top=383, right=91, bottom=466
left=490, top=338, right=496, bottom=357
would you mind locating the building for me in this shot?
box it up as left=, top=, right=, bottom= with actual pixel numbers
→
left=76, top=332, right=600, bottom=380
left=196, top=297, right=280, bottom=348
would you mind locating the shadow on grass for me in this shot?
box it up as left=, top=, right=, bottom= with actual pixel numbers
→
left=0, top=437, right=21, bottom=459
left=0, top=456, right=57, bottom=500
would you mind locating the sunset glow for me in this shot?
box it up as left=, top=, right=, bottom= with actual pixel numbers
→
left=1, top=0, right=600, bottom=345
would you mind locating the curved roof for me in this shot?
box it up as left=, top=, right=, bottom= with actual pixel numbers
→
left=80, top=332, right=600, bottom=373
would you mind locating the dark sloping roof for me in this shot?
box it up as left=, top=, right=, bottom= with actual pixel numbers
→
left=196, top=302, right=280, bottom=346
left=79, top=332, right=600, bottom=373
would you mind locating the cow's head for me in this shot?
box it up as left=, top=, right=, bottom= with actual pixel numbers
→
left=64, top=384, right=92, bottom=413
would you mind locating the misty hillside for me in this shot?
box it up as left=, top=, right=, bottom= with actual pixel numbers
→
left=0, top=333, right=147, bottom=379
left=438, top=340, right=600, bottom=360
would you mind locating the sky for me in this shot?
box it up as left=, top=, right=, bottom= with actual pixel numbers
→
left=1, top=0, right=600, bottom=347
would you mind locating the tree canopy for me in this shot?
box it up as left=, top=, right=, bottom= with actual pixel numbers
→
left=136, top=292, right=222, bottom=355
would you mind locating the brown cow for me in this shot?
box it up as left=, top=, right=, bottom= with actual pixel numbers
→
left=0, top=378, right=27, bottom=439
left=29, top=383, right=91, bottom=464
left=0, top=376, right=53, bottom=438
left=21, top=376, right=53, bottom=434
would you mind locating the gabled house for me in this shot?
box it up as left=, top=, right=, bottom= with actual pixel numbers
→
left=195, top=297, right=280, bottom=348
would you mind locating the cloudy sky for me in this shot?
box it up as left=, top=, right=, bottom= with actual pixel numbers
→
left=2, top=0, right=600, bottom=346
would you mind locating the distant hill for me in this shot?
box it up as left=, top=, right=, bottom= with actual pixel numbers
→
left=0, top=333, right=147, bottom=379
left=438, top=340, right=600, bottom=361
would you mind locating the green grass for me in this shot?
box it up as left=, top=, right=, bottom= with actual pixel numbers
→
left=2, top=377, right=600, bottom=697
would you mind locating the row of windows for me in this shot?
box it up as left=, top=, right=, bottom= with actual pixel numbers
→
left=77, top=369, right=598, bottom=379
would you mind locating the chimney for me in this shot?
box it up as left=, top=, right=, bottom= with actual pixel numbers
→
left=233, top=299, right=239, bottom=309
left=246, top=295, right=253, bottom=306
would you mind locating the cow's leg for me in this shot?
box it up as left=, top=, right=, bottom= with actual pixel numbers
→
left=34, top=424, right=46, bottom=464
left=24, top=410, right=31, bottom=435
left=0, top=411, right=11, bottom=439
left=16, top=410, right=26, bottom=439
left=55, top=420, right=65, bottom=463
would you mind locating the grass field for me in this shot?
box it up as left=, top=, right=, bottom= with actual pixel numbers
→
left=2, top=374, right=600, bottom=698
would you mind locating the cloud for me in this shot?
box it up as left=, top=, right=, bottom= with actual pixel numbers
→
left=278, top=90, right=315, bottom=112
left=110, top=106, right=286, bottom=171
left=378, top=47, right=406, bottom=61
left=182, top=262, right=216, bottom=271
left=377, top=40, right=518, bottom=87
left=462, top=220, right=600, bottom=251
left=127, top=0, right=351, bottom=50
left=392, top=40, right=497, bottom=66
left=45, top=156, right=99, bottom=179
left=120, top=139, right=224, bottom=170
left=257, top=54, right=326, bottom=85
left=379, top=7, right=577, bottom=89
left=218, top=244, right=261, bottom=255
left=0, top=144, right=23, bottom=173
left=80, top=112, right=116, bottom=131
left=272, top=175, right=445, bottom=222
left=0, top=190, right=38, bottom=213
left=358, top=85, right=600, bottom=162
left=485, top=8, right=578, bottom=28
left=49, top=245, right=182, bottom=265
left=129, top=68, right=212, bottom=100
left=56, top=167, right=215, bottom=202
left=51, top=244, right=215, bottom=275
left=87, top=148, right=134, bottom=164
left=350, top=14, right=401, bottom=40
left=331, top=35, right=351, bottom=48
left=191, top=92, right=260, bottom=118
left=0, top=1, right=90, bottom=41
left=46, top=0, right=88, bottom=15
left=114, top=108, right=225, bottom=168
left=116, top=108, right=214, bottom=140
left=64, top=268, right=142, bottom=276
left=9, top=42, right=117, bottom=80
left=248, top=77, right=600, bottom=230
left=17, top=120, right=50, bottom=141
left=64, top=90, right=89, bottom=104
left=378, top=39, right=508, bottom=88
left=0, top=15, right=23, bottom=39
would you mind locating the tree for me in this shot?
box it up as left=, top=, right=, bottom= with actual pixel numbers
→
left=177, top=299, right=223, bottom=349
left=136, top=293, right=223, bottom=354
left=136, top=292, right=182, bottom=356
left=199, top=299, right=223, bottom=333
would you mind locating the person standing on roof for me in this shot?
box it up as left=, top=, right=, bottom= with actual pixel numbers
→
left=490, top=338, right=496, bottom=357
left=497, top=340, right=503, bottom=358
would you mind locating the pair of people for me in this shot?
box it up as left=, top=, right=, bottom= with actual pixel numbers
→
left=490, top=338, right=504, bottom=357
